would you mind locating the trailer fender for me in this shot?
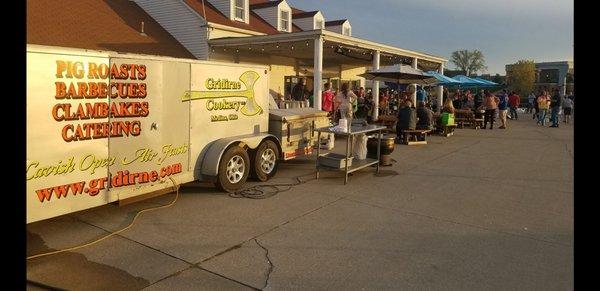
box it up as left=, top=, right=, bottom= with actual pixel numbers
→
left=200, top=133, right=280, bottom=177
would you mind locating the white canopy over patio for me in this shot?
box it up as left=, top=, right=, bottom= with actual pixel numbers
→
left=209, top=30, right=447, bottom=118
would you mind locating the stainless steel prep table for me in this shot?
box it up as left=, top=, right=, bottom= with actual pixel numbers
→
left=314, top=124, right=387, bottom=184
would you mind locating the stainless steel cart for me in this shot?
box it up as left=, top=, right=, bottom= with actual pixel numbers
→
left=314, top=124, right=386, bottom=184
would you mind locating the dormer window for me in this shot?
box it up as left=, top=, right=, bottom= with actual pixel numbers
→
left=316, top=19, right=323, bottom=29
left=234, top=0, right=245, bottom=21
left=280, top=10, right=290, bottom=31
left=344, top=27, right=351, bottom=36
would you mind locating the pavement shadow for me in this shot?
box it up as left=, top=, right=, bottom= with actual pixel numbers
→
left=27, top=231, right=150, bottom=291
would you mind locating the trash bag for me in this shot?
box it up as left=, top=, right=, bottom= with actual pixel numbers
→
left=352, top=133, right=368, bottom=160
left=327, top=133, right=335, bottom=149
left=320, top=133, right=335, bottom=150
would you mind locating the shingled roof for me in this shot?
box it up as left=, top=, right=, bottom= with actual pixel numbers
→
left=325, top=19, right=348, bottom=26
left=249, top=0, right=283, bottom=9
left=27, top=0, right=195, bottom=59
left=292, top=11, right=319, bottom=19
left=184, top=0, right=280, bottom=34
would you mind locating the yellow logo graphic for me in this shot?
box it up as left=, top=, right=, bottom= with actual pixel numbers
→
left=182, top=71, right=263, bottom=116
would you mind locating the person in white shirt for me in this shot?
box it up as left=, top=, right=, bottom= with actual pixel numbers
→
left=334, top=83, right=358, bottom=123
left=562, top=96, right=573, bottom=124
left=527, top=92, right=536, bottom=114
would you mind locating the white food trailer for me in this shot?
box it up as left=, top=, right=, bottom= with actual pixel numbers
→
left=26, top=45, right=328, bottom=223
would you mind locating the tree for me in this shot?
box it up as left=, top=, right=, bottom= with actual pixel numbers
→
left=492, top=74, right=505, bottom=85
left=450, top=50, right=487, bottom=76
left=506, top=60, right=535, bottom=96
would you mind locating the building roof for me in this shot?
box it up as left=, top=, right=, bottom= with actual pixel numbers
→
left=292, top=7, right=306, bottom=14
left=325, top=20, right=348, bottom=26
left=184, top=0, right=281, bottom=34
left=250, top=0, right=283, bottom=9
left=292, top=11, right=319, bottom=19
left=27, top=0, right=195, bottom=59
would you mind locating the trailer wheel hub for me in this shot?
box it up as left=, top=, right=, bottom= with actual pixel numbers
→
left=226, top=155, right=245, bottom=183
left=260, top=148, right=276, bottom=174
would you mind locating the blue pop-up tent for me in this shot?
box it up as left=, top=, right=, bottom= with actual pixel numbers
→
left=425, top=71, right=461, bottom=86
left=452, top=75, right=489, bottom=87
left=473, top=77, right=499, bottom=86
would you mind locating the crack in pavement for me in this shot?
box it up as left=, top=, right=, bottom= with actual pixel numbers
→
left=200, top=197, right=344, bottom=265
left=254, top=239, right=274, bottom=290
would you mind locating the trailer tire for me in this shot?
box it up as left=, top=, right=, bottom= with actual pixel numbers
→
left=215, top=146, right=250, bottom=192
left=250, top=140, right=279, bottom=182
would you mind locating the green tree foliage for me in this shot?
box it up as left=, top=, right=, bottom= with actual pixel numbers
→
left=492, top=74, right=505, bottom=85
left=507, top=60, right=536, bottom=96
left=450, top=50, right=487, bottom=76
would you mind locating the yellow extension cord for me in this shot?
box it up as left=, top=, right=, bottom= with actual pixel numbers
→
left=27, top=177, right=180, bottom=260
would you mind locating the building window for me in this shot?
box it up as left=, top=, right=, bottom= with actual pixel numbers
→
left=316, top=20, right=323, bottom=29
left=280, top=10, right=289, bottom=31
left=343, top=27, right=351, bottom=36
left=234, top=0, right=245, bottom=21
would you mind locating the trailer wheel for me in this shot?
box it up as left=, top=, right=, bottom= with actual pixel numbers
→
left=250, top=140, right=279, bottom=182
left=215, top=146, right=250, bottom=192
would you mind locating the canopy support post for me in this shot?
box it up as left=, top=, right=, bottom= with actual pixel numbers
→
left=437, top=63, right=444, bottom=113
left=313, top=35, right=323, bottom=110
left=411, top=58, right=418, bottom=105
left=372, top=50, right=380, bottom=121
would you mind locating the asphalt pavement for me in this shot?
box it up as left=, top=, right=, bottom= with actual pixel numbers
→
left=27, top=113, right=574, bottom=290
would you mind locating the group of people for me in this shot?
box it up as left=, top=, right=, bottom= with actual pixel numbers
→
left=395, top=99, right=435, bottom=141
left=440, top=87, right=574, bottom=129
left=296, top=77, right=574, bottom=132
left=380, top=87, right=437, bottom=115
left=528, top=89, right=574, bottom=126
left=321, top=82, right=371, bottom=123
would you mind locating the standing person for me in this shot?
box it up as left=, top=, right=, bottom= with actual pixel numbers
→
left=416, top=86, right=428, bottom=105
left=355, top=87, right=368, bottom=119
left=527, top=92, right=536, bottom=114
left=464, top=90, right=474, bottom=109
left=453, top=89, right=462, bottom=109
left=549, top=88, right=562, bottom=127
left=537, top=91, right=550, bottom=126
left=307, top=90, right=314, bottom=107
left=321, top=82, right=335, bottom=116
left=533, top=90, right=541, bottom=120
left=366, top=93, right=374, bottom=122
left=497, top=89, right=509, bottom=129
left=429, top=91, right=438, bottom=112
left=473, top=89, right=485, bottom=119
left=443, top=87, right=449, bottom=103
left=508, top=91, right=521, bottom=120
left=292, top=78, right=307, bottom=101
left=334, top=82, right=357, bottom=123
left=483, top=90, right=500, bottom=129
left=562, top=96, right=573, bottom=124
left=474, top=89, right=484, bottom=112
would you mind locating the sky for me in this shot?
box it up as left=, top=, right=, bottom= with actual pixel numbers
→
left=287, top=0, right=573, bottom=75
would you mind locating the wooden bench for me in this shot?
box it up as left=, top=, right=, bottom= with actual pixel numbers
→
left=455, top=117, right=470, bottom=128
left=399, top=129, right=431, bottom=145
left=455, top=117, right=485, bottom=129
left=437, top=124, right=456, bottom=137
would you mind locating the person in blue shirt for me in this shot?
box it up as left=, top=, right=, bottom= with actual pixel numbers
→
left=497, top=89, right=509, bottom=129
left=416, top=86, right=427, bottom=104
